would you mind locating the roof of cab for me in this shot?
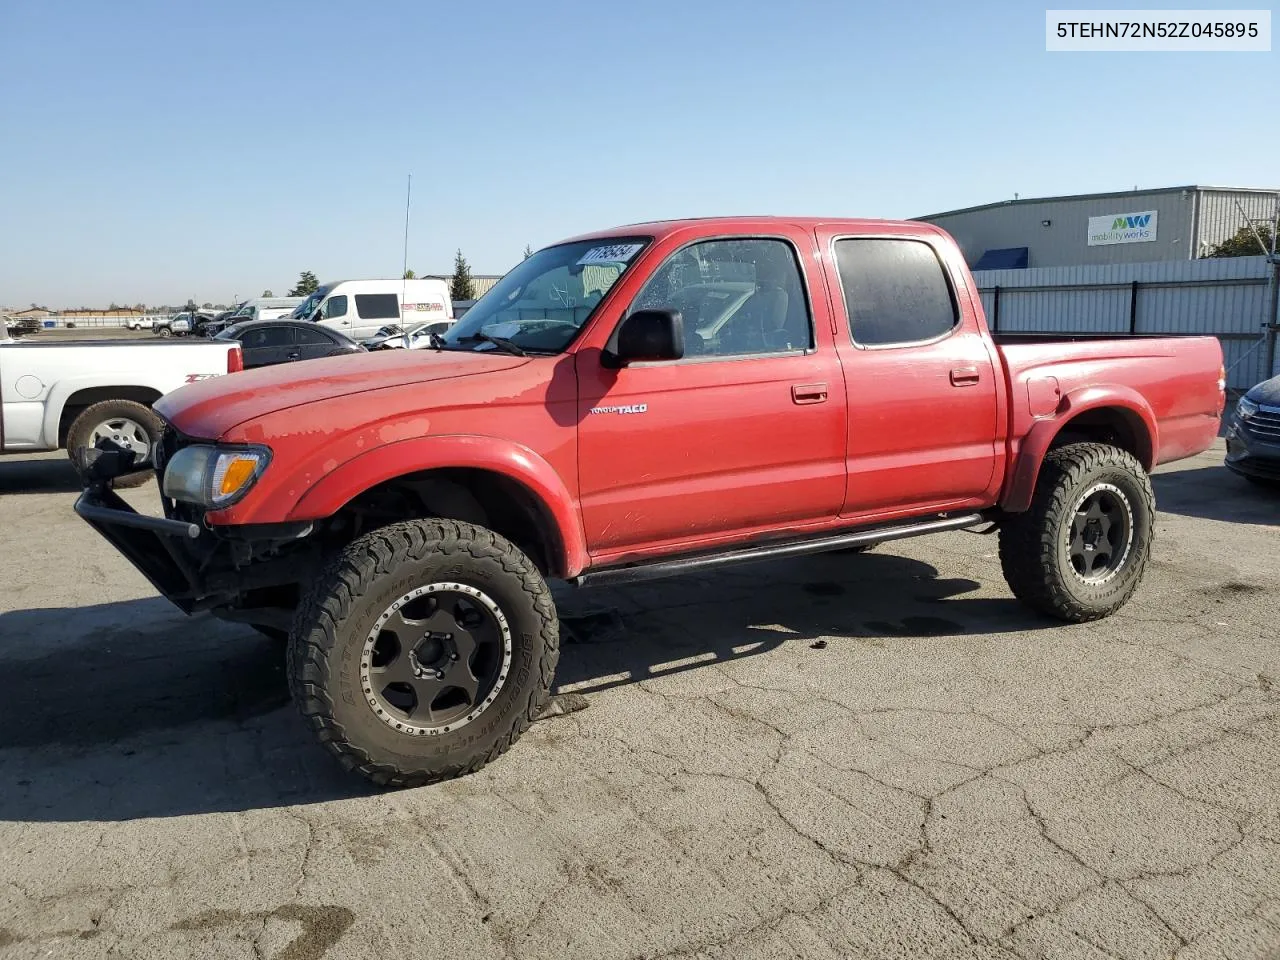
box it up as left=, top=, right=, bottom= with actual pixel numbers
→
left=555, top=216, right=943, bottom=245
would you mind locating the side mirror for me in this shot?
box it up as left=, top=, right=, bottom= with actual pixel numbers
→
left=607, top=309, right=685, bottom=367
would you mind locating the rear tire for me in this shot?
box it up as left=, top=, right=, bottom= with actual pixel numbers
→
left=998, top=442, right=1154, bottom=623
left=66, top=399, right=162, bottom=489
left=288, top=519, right=559, bottom=788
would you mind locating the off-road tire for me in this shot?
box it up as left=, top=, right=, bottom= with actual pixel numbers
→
left=287, top=519, right=559, bottom=788
left=66, top=399, right=162, bottom=489
left=999, top=442, right=1154, bottom=623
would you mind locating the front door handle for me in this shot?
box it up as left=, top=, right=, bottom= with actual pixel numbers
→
left=286, top=351, right=300, bottom=360
left=792, top=383, right=828, bottom=404
left=950, top=366, right=981, bottom=386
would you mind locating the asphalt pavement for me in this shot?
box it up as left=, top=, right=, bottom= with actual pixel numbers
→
left=0, top=444, right=1277, bottom=960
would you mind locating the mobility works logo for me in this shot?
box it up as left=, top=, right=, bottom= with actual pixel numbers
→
left=1087, top=209, right=1159, bottom=246
left=1112, top=213, right=1152, bottom=230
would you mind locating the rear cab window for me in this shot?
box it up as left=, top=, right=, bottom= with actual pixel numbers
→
left=833, top=238, right=958, bottom=346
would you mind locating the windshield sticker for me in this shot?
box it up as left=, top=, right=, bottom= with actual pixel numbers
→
left=577, top=243, right=644, bottom=266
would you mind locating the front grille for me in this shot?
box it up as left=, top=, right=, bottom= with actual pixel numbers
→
left=1244, top=405, right=1280, bottom=443
left=153, top=422, right=183, bottom=474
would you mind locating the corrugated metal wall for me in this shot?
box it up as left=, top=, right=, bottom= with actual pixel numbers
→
left=973, top=256, right=1276, bottom=390
left=1195, top=190, right=1280, bottom=256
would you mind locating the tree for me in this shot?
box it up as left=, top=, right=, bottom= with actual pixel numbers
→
left=288, top=270, right=319, bottom=297
left=403, top=268, right=416, bottom=279
left=1206, top=225, right=1276, bottom=258
left=450, top=249, right=475, bottom=301
left=201, top=301, right=213, bottom=309
left=262, top=289, right=274, bottom=297
left=522, top=244, right=534, bottom=260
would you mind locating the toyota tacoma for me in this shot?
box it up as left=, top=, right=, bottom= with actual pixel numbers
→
left=76, top=217, right=1226, bottom=787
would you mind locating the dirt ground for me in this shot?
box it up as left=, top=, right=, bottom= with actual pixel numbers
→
left=0, top=443, right=1277, bottom=960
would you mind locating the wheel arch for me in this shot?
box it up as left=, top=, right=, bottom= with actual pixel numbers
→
left=281, top=436, right=587, bottom=578
left=1001, top=386, right=1157, bottom=513
left=54, top=385, right=165, bottom=448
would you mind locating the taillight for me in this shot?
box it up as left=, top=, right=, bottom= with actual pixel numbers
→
left=227, top=345, right=244, bottom=373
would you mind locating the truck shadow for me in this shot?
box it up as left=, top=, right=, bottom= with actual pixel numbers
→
left=0, top=456, right=85, bottom=494
left=0, top=551, right=1050, bottom=823
left=1152, top=465, right=1279, bottom=526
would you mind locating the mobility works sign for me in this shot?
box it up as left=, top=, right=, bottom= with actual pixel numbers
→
left=1087, top=210, right=1158, bottom=246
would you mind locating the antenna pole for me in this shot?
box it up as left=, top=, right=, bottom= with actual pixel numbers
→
left=402, top=174, right=412, bottom=277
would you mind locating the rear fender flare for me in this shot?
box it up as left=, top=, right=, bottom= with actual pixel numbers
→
left=1000, top=385, right=1157, bottom=513
left=287, top=434, right=588, bottom=577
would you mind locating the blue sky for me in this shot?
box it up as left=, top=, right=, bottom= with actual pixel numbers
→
left=1, top=0, right=1276, bottom=307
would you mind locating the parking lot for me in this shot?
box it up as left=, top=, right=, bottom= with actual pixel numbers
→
left=0, top=444, right=1276, bottom=960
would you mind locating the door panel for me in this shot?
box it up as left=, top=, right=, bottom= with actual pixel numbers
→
left=818, top=229, right=1000, bottom=517
left=578, top=352, right=847, bottom=551
left=576, top=232, right=846, bottom=554
left=835, top=334, right=997, bottom=514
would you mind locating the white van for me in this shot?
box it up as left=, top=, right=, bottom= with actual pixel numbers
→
left=289, top=279, right=453, bottom=340
left=232, top=297, right=305, bottom=323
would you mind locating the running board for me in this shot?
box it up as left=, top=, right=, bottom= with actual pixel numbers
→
left=573, top=512, right=987, bottom=588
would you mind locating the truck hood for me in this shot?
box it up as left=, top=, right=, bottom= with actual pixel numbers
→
left=155, top=349, right=529, bottom=440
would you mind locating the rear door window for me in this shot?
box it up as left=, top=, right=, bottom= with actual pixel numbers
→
left=355, top=293, right=400, bottom=320
left=240, top=326, right=292, bottom=349
left=294, top=326, right=335, bottom=345
left=833, top=238, right=958, bottom=346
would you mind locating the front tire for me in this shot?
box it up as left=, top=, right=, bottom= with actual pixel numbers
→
left=66, top=399, right=162, bottom=489
left=999, top=442, right=1154, bottom=623
left=288, top=519, right=559, bottom=788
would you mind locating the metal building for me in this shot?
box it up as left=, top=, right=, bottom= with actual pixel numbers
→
left=916, top=186, right=1279, bottom=270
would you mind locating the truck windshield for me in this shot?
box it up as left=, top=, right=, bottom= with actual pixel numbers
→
left=442, top=238, right=649, bottom=354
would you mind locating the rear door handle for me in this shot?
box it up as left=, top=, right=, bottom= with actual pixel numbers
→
left=950, top=366, right=981, bottom=386
left=792, top=383, right=828, bottom=404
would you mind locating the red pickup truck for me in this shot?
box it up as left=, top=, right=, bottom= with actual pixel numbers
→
left=77, top=217, right=1225, bottom=787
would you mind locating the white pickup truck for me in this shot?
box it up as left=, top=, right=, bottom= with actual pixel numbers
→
left=0, top=336, right=244, bottom=485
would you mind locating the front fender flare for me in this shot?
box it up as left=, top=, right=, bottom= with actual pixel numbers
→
left=285, top=434, right=588, bottom=577
left=1000, top=384, right=1157, bottom=513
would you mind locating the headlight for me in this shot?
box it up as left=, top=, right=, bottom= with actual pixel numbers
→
left=162, top=445, right=270, bottom=508
left=1237, top=397, right=1259, bottom=420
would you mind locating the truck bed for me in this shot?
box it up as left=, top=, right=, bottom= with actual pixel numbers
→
left=995, top=333, right=1224, bottom=468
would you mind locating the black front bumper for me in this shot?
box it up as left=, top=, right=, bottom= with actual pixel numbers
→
left=75, top=482, right=318, bottom=625
left=75, top=486, right=209, bottom=613
left=1225, top=418, right=1280, bottom=482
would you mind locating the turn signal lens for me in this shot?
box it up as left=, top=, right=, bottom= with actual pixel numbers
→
left=210, top=451, right=266, bottom=505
